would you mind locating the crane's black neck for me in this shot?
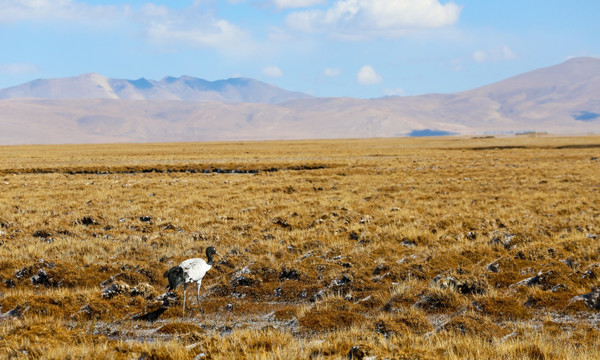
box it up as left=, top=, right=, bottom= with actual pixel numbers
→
left=206, top=248, right=216, bottom=266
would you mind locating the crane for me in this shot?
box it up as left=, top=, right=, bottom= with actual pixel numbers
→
left=163, top=246, right=219, bottom=316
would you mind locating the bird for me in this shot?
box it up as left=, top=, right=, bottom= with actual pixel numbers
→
left=163, top=246, right=219, bottom=317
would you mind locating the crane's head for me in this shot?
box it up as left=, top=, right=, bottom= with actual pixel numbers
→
left=206, top=246, right=219, bottom=258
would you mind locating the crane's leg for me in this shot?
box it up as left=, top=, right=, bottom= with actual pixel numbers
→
left=196, top=280, right=203, bottom=314
left=182, top=283, right=187, bottom=317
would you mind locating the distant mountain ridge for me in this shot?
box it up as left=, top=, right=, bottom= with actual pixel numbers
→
left=0, top=57, right=599, bottom=145
left=0, top=73, right=312, bottom=104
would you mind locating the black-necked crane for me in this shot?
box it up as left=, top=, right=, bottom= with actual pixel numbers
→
left=163, top=246, right=218, bottom=316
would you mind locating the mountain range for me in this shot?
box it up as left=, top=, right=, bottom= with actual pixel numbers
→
left=1, top=57, right=599, bottom=145
left=0, top=73, right=311, bottom=104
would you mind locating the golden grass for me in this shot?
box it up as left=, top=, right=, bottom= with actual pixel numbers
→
left=1, top=135, right=600, bottom=359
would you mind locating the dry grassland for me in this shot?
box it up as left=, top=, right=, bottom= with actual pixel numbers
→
left=0, top=135, right=599, bottom=359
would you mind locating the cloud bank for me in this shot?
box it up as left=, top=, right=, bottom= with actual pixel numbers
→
left=286, top=0, right=461, bottom=38
left=139, top=4, right=253, bottom=53
left=0, top=1, right=253, bottom=54
left=0, top=0, right=120, bottom=24
left=272, top=0, right=327, bottom=9
left=473, top=46, right=516, bottom=63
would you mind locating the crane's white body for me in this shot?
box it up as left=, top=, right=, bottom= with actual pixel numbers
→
left=180, top=258, right=212, bottom=287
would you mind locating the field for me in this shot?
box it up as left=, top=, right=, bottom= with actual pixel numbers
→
left=0, top=135, right=599, bottom=359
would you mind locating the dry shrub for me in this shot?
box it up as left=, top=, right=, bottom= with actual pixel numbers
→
left=299, top=308, right=365, bottom=332
left=383, top=286, right=422, bottom=312
left=71, top=299, right=113, bottom=321
left=512, top=344, right=547, bottom=360
left=156, top=322, right=204, bottom=335
left=440, top=312, right=509, bottom=340
left=474, top=293, right=532, bottom=321
left=392, top=307, right=432, bottom=334
left=273, top=305, right=298, bottom=321
left=568, top=324, right=600, bottom=348
left=523, top=288, right=573, bottom=310
left=298, top=297, right=366, bottom=333
left=432, top=274, right=488, bottom=295
left=371, top=307, right=432, bottom=337
left=413, top=287, right=463, bottom=313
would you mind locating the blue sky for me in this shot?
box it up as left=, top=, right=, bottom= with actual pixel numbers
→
left=0, top=0, right=599, bottom=98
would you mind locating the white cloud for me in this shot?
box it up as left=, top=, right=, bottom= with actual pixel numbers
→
left=263, top=66, right=283, bottom=77
left=357, top=65, right=382, bottom=85
left=0, top=63, right=41, bottom=75
left=0, top=0, right=119, bottom=24
left=138, top=4, right=255, bottom=54
left=473, top=45, right=516, bottom=63
left=286, top=0, right=461, bottom=38
left=324, top=67, right=342, bottom=77
left=383, top=87, right=405, bottom=96
left=0, top=1, right=255, bottom=54
left=273, top=0, right=327, bottom=9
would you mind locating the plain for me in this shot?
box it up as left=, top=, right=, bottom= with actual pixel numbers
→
left=0, top=135, right=599, bottom=359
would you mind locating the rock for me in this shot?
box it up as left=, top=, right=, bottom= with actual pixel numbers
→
left=311, top=289, right=326, bottom=302
left=511, top=270, right=554, bottom=289
left=139, top=216, right=152, bottom=223
left=230, top=275, right=255, bottom=288
left=347, top=345, right=374, bottom=360
left=489, top=233, right=515, bottom=249
left=74, top=304, right=93, bottom=319
left=32, top=230, right=52, bottom=239
left=401, top=239, right=416, bottom=248
left=373, top=320, right=396, bottom=338
left=272, top=217, right=291, bottom=229
left=580, top=268, right=597, bottom=280
left=560, top=257, right=577, bottom=269
left=486, top=260, right=500, bottom=273
left=331, top=274, right=352, bottom=287
left=31, top=269, right=53, bottom=287
left=156, top=291, right=178, bottom=307
left=15, top=266, right=32, bottom=279
left=348, top=345, right=366, bottom=360
left=373, top=263, right=389, bottom=275
left=0, top=305, right=27, bottom=319
left=79, top=216, right=98, bottom=226
left=359, top=215, right=373, bottom=224
left=130, top=283, right=155, bottom=299
left=466, top=231, right=477, bottom=240
left=279, top=268, right=300, bottom=281
left=101, top=281, right=131, bottom=299
left=372, top=272, right=390, bottom=282
left=570, top=287, right=600, bottom=310
left=432, top=275, right=487, bottom=295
